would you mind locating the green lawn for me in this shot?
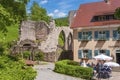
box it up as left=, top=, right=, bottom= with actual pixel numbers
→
left=0, top=24, right=19, bottom=42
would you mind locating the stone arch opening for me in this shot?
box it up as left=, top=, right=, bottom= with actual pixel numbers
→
left=67, top=32, right=73, bottom=50
left=58, top=30, right=66, bottom=49
left=13, top=39, right=38, bottom=60
left=23, top=44, right=31, bottom=47
left=22, top=43, right=32, bottom=51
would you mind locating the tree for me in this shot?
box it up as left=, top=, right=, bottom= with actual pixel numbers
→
left=114, top=7, right=120, bottom=20
left=114, top=7, right=120, bottom=33
left=0, top=4, right=13, bottom=33
left=30, top=2, right=50, bottom=23
left=58, top=31, right=65, bottom=47
left=0, top=0, right=29, bottom=33
left=54, top=17, right=69, bottom=26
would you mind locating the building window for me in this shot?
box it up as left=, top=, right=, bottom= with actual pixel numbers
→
left=113, top=30, right=120, bottom=40
left=78, top=50, right=92, bottom=59
left=98, top=31, right=106, bottom=40
left=83, top=50, right=89, bottom=58
left=82, top=32, right=88, bottom=40
left=78, top=31, right=92, bottom=41
left=99, top=50, right=106, bottom=54
left=94, top=50, right=110, bottom=56
left=94, top=30, right=109, bottom=40
left=93, top=14, right=116, bottom=22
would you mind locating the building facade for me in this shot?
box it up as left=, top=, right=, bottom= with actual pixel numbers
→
left=71, top=0, right=120, bottom=64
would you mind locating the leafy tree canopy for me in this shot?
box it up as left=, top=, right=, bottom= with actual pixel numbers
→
left=114, top=7, right=120, bottom=20
left=0, top=5, right=13, bottom=33
left=0, top=0, right=29, bottom=33
left=0, top=0, right=28, bottom=22
left=30, top=2, right=50, bottom=23
left=114, top=7, right=120, bottom=33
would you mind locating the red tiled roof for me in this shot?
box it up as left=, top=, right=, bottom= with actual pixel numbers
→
left=71, top=0, right=120, bottom=28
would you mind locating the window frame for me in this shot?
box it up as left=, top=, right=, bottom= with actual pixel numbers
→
left=78, top=49, right=92, bottom=59
left=98, top=31, right=106, bottom=40
left=82, top=32, right=89, bottom=40
left=78, top=31, right=92, bottom=41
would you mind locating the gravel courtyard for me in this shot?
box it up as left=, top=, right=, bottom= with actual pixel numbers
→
left=33, top=62, right=120, bottom=80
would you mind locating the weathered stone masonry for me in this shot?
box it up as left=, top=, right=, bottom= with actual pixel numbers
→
left=12, top=20, right=73, bottom=62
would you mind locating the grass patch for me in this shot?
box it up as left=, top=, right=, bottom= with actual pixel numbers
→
left=0, top=24, right=19, bottom=42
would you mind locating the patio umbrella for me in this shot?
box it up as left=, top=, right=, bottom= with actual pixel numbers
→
left=93, top=54, right=113, bottom=60
left=104, top=62, right=120, bottom=67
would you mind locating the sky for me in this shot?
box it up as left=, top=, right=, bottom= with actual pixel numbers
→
left=27, top=0, right=103, bottom=18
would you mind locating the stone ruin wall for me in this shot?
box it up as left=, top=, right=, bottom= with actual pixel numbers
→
left=13, top=10, right=76, bottom=62
left=19, top=21, right=50, bottom=42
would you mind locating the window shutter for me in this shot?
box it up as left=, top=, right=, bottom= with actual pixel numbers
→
left=94, top=31, right=98, bottom=40
left=94, top=50, right=98, bottom=56
left=106, top=30, right=110, bottom=40
left=113, top=30, right=117, bottom=40
left=78, top=32, right=82, bottom=41
left=88, top=50, right=92, bottom=59
left=88, top=31, right=92, bottom=40
left=78, top=50, right=82, bottom=59
left=105, top=50, right=110, bottom=56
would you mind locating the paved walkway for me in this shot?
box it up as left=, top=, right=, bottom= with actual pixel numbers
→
left=33, top=62, right=82, bottom=80
left=33, top=62, right=120, bottom=80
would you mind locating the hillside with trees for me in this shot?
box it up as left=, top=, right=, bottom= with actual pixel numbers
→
left=54, top=17, right=69, bottom=26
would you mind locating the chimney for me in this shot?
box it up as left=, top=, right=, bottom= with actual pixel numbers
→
left=104, top=0, right=110, bottom=4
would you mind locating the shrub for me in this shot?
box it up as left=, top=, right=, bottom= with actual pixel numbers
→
left=9, top=53, right=22, bottom=61
left=67, top=60, right=79, bottom=66
left=0, top=56, right=37, bottom=80
left=23, top=51, right=31, bottom=59
left=35, top=51, right=44, bottom=61
left=54, top=60, right=93, bottom=80
left=0, top=42, right=4, bottom=55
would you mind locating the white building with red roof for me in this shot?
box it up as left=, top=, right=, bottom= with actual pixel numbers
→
left=70, top=0, right=120, bottom=63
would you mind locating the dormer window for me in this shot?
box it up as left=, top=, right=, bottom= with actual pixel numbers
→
left=92, top=14, right=116, bottom=22
left=104, top=0, right=110, bottom=4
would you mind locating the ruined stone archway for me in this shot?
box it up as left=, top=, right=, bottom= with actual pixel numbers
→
left=12, top=39, right=38, bottom=60
left=13, top=21, right=73, bottom=62
left=58, top=30, right=66, bottom=49
left=67, top=32, right=73, bottom=50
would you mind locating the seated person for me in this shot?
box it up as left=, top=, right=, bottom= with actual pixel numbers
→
left=92, top=64, right=97, bottom=76
left=101, top=65, right=112, bottom=78
left=86, top=63, right=91, bottom=67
